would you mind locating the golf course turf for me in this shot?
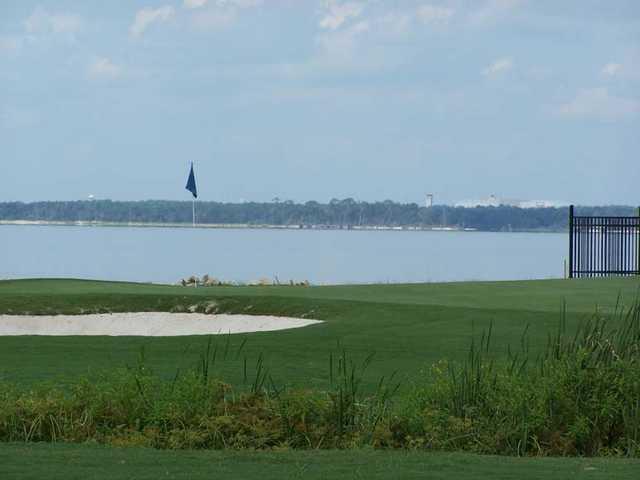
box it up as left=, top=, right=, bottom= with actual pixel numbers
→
left=1, top=277, right=639, bottom=478
left=2, top=443, right=638, bottom=480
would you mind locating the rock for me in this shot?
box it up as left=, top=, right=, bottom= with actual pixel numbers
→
left=204, top=301, right=218, bottom=314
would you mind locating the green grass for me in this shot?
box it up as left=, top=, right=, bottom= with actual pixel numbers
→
left=0, top=277, right=639, bottom=387
left=1, top=443, right=638, bottom=480
left=2, top=277, right=640, bottom=478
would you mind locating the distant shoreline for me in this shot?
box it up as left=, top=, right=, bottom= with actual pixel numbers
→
left=1, top=200, right=632, bottom=233
left=0, top=220, right=566, bottom=233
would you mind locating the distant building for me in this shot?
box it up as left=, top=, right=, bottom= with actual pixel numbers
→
left=425, top=194, right=434, bottom=208
left=455, top=195, right=566, bottom=209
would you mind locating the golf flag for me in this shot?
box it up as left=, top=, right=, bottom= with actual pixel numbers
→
left=185, top=163, right=197, bottom=198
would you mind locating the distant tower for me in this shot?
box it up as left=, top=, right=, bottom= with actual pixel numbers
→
left=426, top=194, right=434, bottom=208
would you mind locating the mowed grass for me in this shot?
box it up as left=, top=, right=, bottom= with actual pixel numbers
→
left=0, top=277, right=639, bottom=388
left=1, top=443, right=639, bottom=480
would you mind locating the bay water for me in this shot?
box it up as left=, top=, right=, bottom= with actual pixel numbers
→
left=0, top=225, right=567, bottom=284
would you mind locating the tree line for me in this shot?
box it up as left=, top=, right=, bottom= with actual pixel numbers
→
left=0, top=199, right=636, bottom=232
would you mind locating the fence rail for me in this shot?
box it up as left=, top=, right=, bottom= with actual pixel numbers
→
left=569, top=205, right=640, bottom=278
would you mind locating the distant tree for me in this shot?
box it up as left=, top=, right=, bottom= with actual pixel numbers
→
left=0, top=200, right=635, bottom=232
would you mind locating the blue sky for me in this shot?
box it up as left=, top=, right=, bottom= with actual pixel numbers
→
left=1, top=0, right=639, bottom=205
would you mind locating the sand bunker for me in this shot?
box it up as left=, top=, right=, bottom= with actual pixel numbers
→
left=0, top=312, right=322, bottom=337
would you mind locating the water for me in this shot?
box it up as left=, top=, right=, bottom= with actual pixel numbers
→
left=0, top=225, right=567, bottom=284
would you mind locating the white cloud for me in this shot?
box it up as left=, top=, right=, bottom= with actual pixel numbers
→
left=188, top=0, right=262, bottom=31
left=470, top=0, right=523, bottom=26
left=191, top=9, right=236, bottom=30
left=24, top=7, right=83, bottom=35
left=316, top=20, right=369, bottom=65
left=130, top=6, right=175, bottom=37
left=184, top=0, right=208, bottom=8
left=558, top=87, right=640, bottom=120
left=218, top=0, right=263, bottom=7
left=482, top=57, right=513, bottom=77
left=319, top=1, right=364, bottom=30
left=602, top=62, right=622, bottom=77
left=416, top=5, right=455, bottom=25
left=88, top=57, right=122, bottom=79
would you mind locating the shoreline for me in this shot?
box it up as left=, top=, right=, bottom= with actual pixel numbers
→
left=0, top=220, right=565, bottom=233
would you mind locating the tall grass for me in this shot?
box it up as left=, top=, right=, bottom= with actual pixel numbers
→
left=394, top=297, right=640, bottom=456
left=0, top=339, right=397, bottom=449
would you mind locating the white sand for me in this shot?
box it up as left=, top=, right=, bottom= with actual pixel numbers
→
left=0, top=312, right=322, bottom=337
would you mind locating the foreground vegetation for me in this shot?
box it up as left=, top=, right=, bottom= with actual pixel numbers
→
left=1, top=199, right=636, bottom=231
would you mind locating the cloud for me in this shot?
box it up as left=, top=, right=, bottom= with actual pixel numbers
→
left=482, top=57, right=513, bottom=77
left=88, top=57, right=122, bottom=79
left=184, top=0, right=208, bottom=8
left=416, top=5, right=455, bottom=25
left=558, top=87, right=640, bottom=120
left=191, top=9, right=236, bottom=30
left=188, top=0, right=262, bottom=31
left=319, top=1, right=364, bottom=30
left=315, top=20, right=369, bottom=66
left=218, top=0, right=263, bottom=7
left=130, top=6, right=175, bottom=37
left=470, top=0, right=523, bottom=26
left=601, top=62, right=622, bottom=77
left=24, top=7, right=83, bottom=35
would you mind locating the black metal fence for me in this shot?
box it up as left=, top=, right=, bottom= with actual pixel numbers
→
left=569, top=205, right=640, bottom=278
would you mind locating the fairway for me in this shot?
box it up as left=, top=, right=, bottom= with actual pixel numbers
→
left=0, top=277, right=638, bottom=387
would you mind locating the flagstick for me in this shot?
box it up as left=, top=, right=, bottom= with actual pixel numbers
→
left=193, top=198, right=196, bottom=288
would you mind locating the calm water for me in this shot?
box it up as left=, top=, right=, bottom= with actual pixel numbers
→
left=0, top=225, right=567, bottom=284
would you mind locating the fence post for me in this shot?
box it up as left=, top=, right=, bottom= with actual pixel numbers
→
left=568, top=205, right=574, bottom=279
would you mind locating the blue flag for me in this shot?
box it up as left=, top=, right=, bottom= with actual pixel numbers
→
left=185, top=163, right=197, bottom=198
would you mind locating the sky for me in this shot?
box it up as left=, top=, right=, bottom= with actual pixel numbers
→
left=1, top=0, right=639, bottom=206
